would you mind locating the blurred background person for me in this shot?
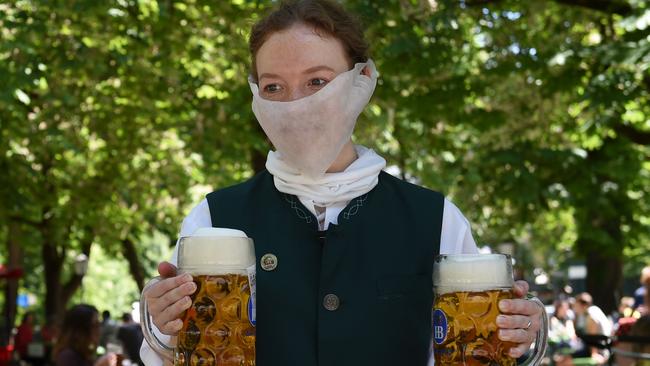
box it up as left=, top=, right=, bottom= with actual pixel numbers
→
left=615, top=315, right=650, bottom=366
left=14, top=312, right=34, bottom=364
left=116, top=313, right=143, bottom=366
left=616, top=297, right=642, bottom=337
left=53, top=304, right=117, bottom=366
left=549, top=298, right=579, bottom=356
left=634, top=266, right=650, bottom=316
left=40, top=316, right=58, bottom=366
left=99, top=311, right=118, bottom=353
left=618, top=297, right=640, bottom=320
left=572, top=292, right=613, bottom=364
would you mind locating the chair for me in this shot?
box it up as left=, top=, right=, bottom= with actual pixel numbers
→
left=576, top=333, right=650, bottom=366
left=612, top=335, right=650, bottom=366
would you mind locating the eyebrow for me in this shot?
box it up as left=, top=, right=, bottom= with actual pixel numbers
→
left=302, top=65, right=336, bottom=74
left=258, top=65, right=336, bottom=81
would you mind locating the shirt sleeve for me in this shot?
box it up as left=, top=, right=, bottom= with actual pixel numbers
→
left=139, top=199, right=213, bottom=366
left=439, top=198, right=478, bottom=255
left=428, top=197, right=479, bottom=366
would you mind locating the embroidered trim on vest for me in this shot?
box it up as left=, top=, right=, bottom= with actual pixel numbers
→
left=341, top=194, right=368, bottom=221
left=283, top=194, right=313, bottom=224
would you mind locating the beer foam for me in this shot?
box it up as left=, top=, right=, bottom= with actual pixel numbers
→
left=191, top=227, right=248, bottom=238
left=433, top=254, right=513, bottom=294
left=178, top=227, right=255, bottom=275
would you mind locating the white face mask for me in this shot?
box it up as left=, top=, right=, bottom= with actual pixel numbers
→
left=249, top=60, right=378, bottom=178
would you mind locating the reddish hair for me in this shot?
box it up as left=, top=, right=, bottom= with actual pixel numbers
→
left=249, top=0, right=369, bottom=81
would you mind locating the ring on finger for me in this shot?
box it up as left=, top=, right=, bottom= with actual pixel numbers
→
left=524, top=319, right=532, bottom=330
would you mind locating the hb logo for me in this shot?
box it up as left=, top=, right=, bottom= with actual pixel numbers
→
left=432, top=309, right=448, bottom=345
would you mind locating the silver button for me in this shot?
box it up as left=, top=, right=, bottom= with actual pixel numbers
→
left=323, top=294, right=340, bottom=311
left=260, top=253, right=278, bottom=271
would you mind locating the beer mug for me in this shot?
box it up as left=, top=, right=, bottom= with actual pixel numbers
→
left=432, top=254, right=548, bottom=366
left=140, top=228, right=256, bottom=366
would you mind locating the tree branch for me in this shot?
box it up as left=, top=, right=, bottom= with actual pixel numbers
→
left=614, top=123, right=650, bottom=145
left=8, top=215, right=41, bottom=227
left=61, top=228, right=94, bottom=303
left=464, top=0, right=633, bottom=16
left=122, top=237, right=146, bottom=292
left=464, top=0, right=505, bottom=7
left=552, top=0, right=633, bottom=16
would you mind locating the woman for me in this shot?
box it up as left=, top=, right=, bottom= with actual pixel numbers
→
left=572, top=293, right=613, bottom=364
left=53, top=304, right=117, bottom=366
left=141, top=1, right=543, bottom=365
left=549, top=298, right=578, bottom=355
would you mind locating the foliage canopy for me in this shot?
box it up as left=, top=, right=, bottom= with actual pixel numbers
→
left=0, top=0, right=648, bottom=322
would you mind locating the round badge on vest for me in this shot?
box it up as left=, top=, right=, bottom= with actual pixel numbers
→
left=323, top=293, right=340, bottom=311
left=261, top=253, right=278, bottom=271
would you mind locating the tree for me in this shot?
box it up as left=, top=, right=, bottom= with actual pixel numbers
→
left=1, top=0, right=648, bottom=325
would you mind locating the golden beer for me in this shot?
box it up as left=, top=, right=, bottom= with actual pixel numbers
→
left=433, top=289, right=516, bottom=366
left=176, top=274, right=255, bottom=366
left=141, top=228, right=256, bottom=366
left=433, top=254, right=548, bottom=366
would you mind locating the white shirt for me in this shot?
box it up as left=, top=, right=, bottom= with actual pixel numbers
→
left=583, top=305, right=613, bottom=336
left=141, top=197, right=478, bottom=365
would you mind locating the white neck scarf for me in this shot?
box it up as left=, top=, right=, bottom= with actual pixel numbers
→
left=266, top=145, right=386, bottom=209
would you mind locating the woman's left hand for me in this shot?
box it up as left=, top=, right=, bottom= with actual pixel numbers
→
left=497, top=280, right=543, bottom=358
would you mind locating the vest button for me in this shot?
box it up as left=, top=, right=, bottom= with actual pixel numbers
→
left=323, top=294, right=340, bottom=311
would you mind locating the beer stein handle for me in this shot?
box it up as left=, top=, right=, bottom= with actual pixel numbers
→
left=519, top=295, right=549, bottom=366
left=140, top=276, right=174, bottom=362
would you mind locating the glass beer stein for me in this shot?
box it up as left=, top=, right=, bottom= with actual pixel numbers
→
left=141, top=228, right=256, bottom=366
left=433, top=254, right=548, bottom=366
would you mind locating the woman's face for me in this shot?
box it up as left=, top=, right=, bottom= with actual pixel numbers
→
left=255, top=23, right=351, bottom=102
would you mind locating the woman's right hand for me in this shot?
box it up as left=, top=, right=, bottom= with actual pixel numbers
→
left=143, top=261, right=197, bottom=335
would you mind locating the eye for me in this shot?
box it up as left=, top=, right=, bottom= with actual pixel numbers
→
left=309, top=78, right=328, bottom=87
left=263, top=83, right=282, bottom=93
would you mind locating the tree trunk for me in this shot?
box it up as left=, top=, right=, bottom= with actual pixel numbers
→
left=2, top=220, right=22, bottom=344
left=579, top=208, right=623, bottom=314
left=585, top=249, right=622, bottom=314
left=573, top=141, right=626, bottom=315
left=122, top=238, right=146, bottom=291
left=60, top=234, right=93, bottom=306
left=41, top=220, right=90, bottom=320
left=42, top=232, right=65, bottom=322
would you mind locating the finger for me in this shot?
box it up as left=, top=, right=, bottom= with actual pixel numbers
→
left=508, top=342, right=531, bottom=359
left=159, top=295, right=192, bottom=324
left=146, top=273, right=194, bottom=299
left=149, top=280, right=196, bottom=315
left=496, top=314, right=533, bottom=329
left=159, top=318, right=184, bottom=336
left=157, top=296, right=192, bottom=333
left=513, top=280, right=529, bottom=297
left=499, top=298, right=540, bottom=315
left=499, top=328, right=533, bottom=344
left=158, top=261, right=178, bottom=278
left=153, top=299, right=186, bottom=332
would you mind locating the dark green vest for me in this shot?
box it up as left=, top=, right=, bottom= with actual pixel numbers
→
left=206, top=170, right=443, bottom=366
